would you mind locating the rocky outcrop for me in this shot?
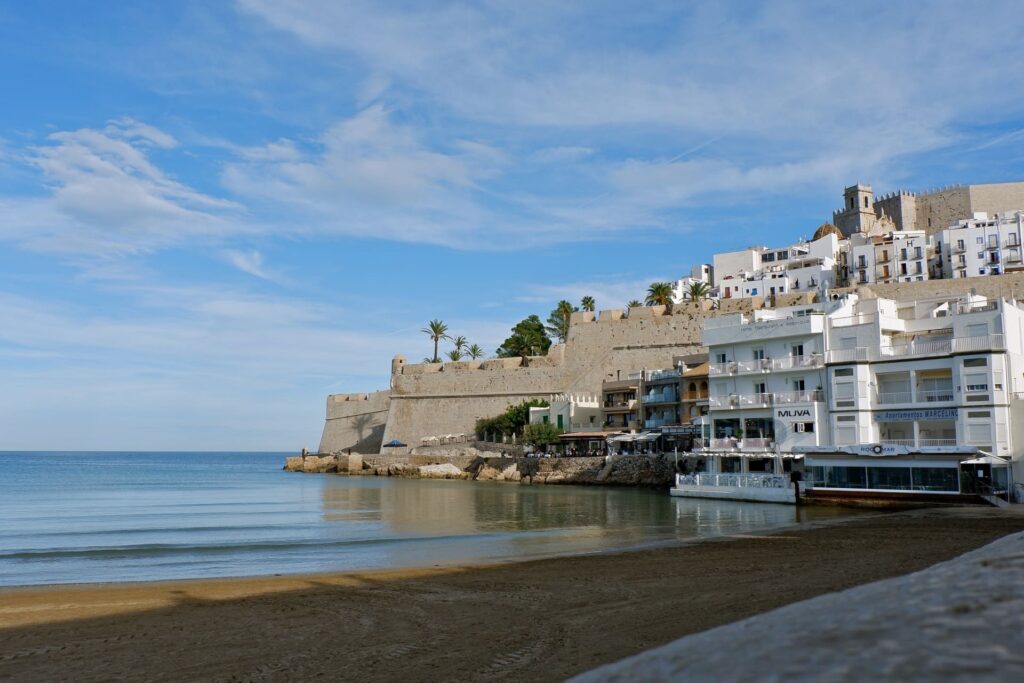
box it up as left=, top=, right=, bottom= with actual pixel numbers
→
left=284, top=450, right=676, bottom=488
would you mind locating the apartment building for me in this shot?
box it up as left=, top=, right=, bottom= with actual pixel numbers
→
left=811, top=293, right=1024, bottom=495
left=713, top=233, right=843, bottom=300
left=640, top=368, right=681, bottom=429
left=937, top=212, right=1024, bottom=280
left=699, top=300, right=849, bottom=472
left=847, top=230, right=933, bottom=285
left=601, top=377, right=639, bottom=431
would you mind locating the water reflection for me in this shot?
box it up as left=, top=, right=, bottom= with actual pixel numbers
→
left=319, top=478, right=853, bottom=570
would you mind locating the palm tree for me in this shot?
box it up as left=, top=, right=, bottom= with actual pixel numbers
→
left=645, top=282, right=674, bottom=308
left=467, top=343, right=486, bottom=359
left=581, top=296, right=596, bottom=312
left=446, top=349, right=463, bottom=361
left=684, top=281, right=711, bottom=300
left=546, top=300, right=577, bottom=343
left=451, top=335, right=468, bottom=354
left=421, top=319, right=449, bottom=363
left=626, top=299, right=643, bottom=309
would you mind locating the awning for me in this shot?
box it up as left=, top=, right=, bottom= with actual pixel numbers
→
left=961, top=454, right=1011, bottom=466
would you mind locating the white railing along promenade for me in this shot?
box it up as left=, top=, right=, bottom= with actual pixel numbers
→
left=706, top=437, right=774, bottom=450
left=675, top=473, right=789, bottom=489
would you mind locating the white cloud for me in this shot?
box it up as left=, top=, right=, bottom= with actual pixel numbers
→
left=1, top=119, right=242, bottom=257
left=223, top=249, right=273, bottom=279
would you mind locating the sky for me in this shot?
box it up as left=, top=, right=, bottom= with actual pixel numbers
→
left=2, top=1, right=1024, bottom=451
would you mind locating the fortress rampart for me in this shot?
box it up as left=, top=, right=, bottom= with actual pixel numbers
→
left=317, top=390, right=391, bottom=454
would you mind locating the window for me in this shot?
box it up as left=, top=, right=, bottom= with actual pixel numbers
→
left=836, top=415, right=855, bottom=422
left=965, top=373, right=989, bottom=392
left=762, top=252, right=775, bottom=262
left=900, top=248, right=908, bottom=260
left=967, top=410, right=991, bottom=418
left=915, top=246, right=923, bottom=259
left=542, top=415, right=549, bottom=424
left=868, top=467, right=912, bottom=490
left=752, top=348, right=765, bottom=360
left=793, top=379, right=806, bottom=391
left=957, top=239, right=965, bottom=250
left=834, top=368, right=854, bottom=377
left=808, top=465, right=867, bottom=489
left=977, top=236, right=984, bottom=244
left=835, top=381, right=855, bottom=408
left=795, top=422, right=814, bottom=433
left=967, top=423, right=990, bottom=443
left=556, top=414, right=563, bottom=429
left=753, top=382, right=767, bottom=395
left=858, top=255, right=867, bottom=268
left=863, top=196, right=869, bottom=208
left=964, top=358, right=987, bottom=367
left=751, top=288, right=758, bottom=295
left=966, top=324, right=988, bottom=337
left=915, top=262, right=923, bottom=274
left=777, top=251, right=788, bottom=261
left=792, top=344, right=804, bottom=357
left=912, top=468, right=958, bottom=492
left=715, top=353, right=727, bottom=364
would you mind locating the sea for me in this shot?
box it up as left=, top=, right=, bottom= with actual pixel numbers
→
left=0, top=451, right=853, bottom=587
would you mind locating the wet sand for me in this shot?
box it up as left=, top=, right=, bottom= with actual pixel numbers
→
left=2, top=506, right=1022, bottom=682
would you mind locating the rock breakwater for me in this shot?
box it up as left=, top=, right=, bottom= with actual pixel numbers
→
left=284, top=447, right=675, bottom=488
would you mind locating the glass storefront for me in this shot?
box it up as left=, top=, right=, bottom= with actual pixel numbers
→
left=807, top=464, right=960, bottom=493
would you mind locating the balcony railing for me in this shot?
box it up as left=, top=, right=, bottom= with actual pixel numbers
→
left=710, top=390, right=822, bottom=409
left=828, top=335, right=1003, bottom=363
left=683, top=391, right=709, bottom=401
left=879, top=438, right=958, bottom=448
left=708, top=361, right=736, bottom=376
left=641, top=392, right=678, bottom=404
left=676, top=473, right=789, bottom=489
left=648, top=369, right=682, bottom=381
left=713, top=355, right=824, bottom=376
left=736, top=359, right=772, bottom=374
left=706, top=437, right=775, bottom=451
left=876, top=389, right=957, bottom=404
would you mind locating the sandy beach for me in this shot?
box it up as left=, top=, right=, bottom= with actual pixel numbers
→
left=2, top=506, right=1022, bottom=682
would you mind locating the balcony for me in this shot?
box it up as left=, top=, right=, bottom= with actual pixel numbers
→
left=771, top=354, right=824, bottom=371
left=736, top=359, right=772, bottom=374
left=710, top=390, right=822, bottom=409
left=603, top=399, right=637, bottom=411
left=641, top=391, right=678, bottom=405
left=648, top=369, right=682, bottom=381
left=708, top=361, right=737, bottom=376
left=827, top=335, right=1004, bottom=363
left=682, top=390, right=709, bottom=401
left=706, top=437, right=775, bottom=451
left=880, top=438, right=958, bottom=448
left=644, top=418, right=676, bottom=429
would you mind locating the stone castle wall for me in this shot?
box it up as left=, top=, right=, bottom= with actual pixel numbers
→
left=318, top=390, right=391, bottom=454
left=832, top=270, right=1024, bottom=302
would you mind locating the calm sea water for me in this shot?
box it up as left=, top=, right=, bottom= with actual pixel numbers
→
left=0, top=452, right=852, bottom=587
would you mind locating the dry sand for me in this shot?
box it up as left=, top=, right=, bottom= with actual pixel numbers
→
left=2, top=506, right=1022, bottom=682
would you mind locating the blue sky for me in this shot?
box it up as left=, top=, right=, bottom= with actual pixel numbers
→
left=2, top=1, right=1024, bottom=450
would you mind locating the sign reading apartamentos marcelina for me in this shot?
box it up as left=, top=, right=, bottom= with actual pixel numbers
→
left=873, top=408, right=959, bottom=422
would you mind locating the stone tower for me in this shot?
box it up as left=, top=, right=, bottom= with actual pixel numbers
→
left=836, top=184, right=877, bottom=235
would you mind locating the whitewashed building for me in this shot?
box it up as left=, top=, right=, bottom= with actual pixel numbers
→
left=713, top=234, right=844, bottom=300
left=936, top=212, right=1024, bottom=280
left=812, top=293, right=1024, bottom=496
left=671, top=263, right=714, bottom=303
left=699, top=298, right=854, bottom=472
left=529, top=394, right=602, bottom=433
left=847, top=230, right=933, bottom=285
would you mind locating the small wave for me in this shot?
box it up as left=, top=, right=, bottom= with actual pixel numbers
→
left=0, top=531, right=519, bottom=562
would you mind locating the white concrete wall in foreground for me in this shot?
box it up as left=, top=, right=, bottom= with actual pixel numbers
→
left=572, top=524, right=1024, bottom=682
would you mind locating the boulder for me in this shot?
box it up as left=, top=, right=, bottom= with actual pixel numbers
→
left=418, top=463, right=466, bottom=479
left=476, top=465, right=501, bottom=481
left=284, top=456, right=304, bottom=471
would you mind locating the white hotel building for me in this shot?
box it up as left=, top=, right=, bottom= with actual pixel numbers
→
left=682, top=293, right=1024, bottom=502
left=936, top=211, right=1024, bottom=280
left=700, top=299, right=852, bottom=472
